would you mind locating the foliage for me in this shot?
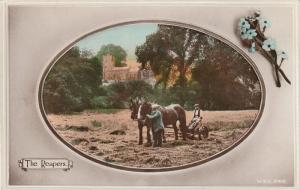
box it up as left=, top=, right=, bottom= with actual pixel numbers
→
left=105, top=80, right=153, bottom=108
left=43, top=47, right=102, bottom=114
left=43, top=47, right=153, bottom=113
left=136, top=24, right=261, bottom=109
left=91, top=96, right=110, bottom=109
left=97, top=44, right=127, bottom=67
left=44, top=24, right=262, bottom=114
left=192, top=37, right=261, bottom=110
left=136, top=25, right=206, bottom=89
left=150, top=84, right=198, bottom=110
left=135, top=25, right=209, bottom=106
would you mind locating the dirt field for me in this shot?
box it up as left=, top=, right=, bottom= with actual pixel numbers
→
left=47, top=109, right=258, bottom=169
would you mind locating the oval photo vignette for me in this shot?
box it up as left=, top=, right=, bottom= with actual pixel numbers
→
left=38, top=21, right=265, bottom=172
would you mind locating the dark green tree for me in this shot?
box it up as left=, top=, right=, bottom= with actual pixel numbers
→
left=106, top=80, right=154, bottom=108
left=136, top=25, right=261, bottom=109
left=97, top=44, right=127, bottom=67
left=43, top=47, right=102, bottom=113
left=136, top=25, right=207, bottom=88
left=192, top=36, right=261, bottom=110
left=135, top=25, right=208, bottom=106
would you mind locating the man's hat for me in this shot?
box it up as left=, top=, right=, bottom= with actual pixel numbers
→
left=194, top=104, right=199, bottom=107
left=152, top=104, right=160, bottom=110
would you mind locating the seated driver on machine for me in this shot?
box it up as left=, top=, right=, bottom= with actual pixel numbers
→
left=188, top=104, right=202, bottom=133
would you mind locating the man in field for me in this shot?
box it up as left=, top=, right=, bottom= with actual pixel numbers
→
left=188, top=104, right=202, bottom=139
left=146, top=105, right=164, bottom=147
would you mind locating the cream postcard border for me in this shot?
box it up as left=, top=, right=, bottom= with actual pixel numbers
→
left=1, top=0, right=299, bottom=189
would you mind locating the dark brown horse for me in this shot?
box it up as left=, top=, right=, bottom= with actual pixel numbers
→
left=138, top=102, right=188, bottom=141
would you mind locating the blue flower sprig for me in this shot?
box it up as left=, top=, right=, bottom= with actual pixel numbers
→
left=238, top=11, right=291, bottom=87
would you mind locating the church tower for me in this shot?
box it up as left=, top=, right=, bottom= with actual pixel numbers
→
left=103, top=54, right=115, bottom=81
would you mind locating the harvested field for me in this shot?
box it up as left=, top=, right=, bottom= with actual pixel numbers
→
left=47, top=109, right=258, bottom=169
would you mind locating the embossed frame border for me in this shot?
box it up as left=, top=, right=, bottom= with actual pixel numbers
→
left=1, top=1, right=299, bottom=189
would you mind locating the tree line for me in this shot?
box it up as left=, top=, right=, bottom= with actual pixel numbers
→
left=135, top=24, right=261, bottom=110
left=43, top=46, right=153, bottom=114
left=43, top=25, right=261, bottom=114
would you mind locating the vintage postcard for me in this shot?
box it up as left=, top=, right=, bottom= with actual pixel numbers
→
left=40, top=21, right=264, bottom=171
left=1, top=1, right=299, bottom=189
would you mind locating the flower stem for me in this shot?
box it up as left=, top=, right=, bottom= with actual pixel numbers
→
left=273, top=53, right=281, bottom=87
left=255, top=44, right=288, bottom=87
left=243, top=15, right=291, bottom=87
left=249, top=21, right=291, bottom=86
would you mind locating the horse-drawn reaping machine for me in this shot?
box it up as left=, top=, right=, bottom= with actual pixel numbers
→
left=187, top=117, right=209, bottom=140
left=130, top=99, right=209, bottom=145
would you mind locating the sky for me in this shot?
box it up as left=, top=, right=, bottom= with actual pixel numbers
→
left=76, top=23, right=158, bottom=61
